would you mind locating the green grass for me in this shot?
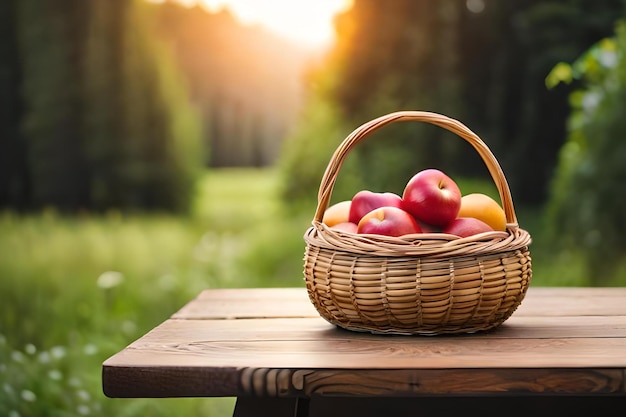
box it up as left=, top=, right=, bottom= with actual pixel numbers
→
left=1, top=167, right=623, bottom=417
left=192, top=168, right=312, bottom=288
left=0, top=168, right=309, bottom=417
left=0, top=211, right=237, bottom=416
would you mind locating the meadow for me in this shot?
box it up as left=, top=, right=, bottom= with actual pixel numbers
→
left=0, top=168, right=309, bottom=417
left=0, top=168, right=601, bottom=417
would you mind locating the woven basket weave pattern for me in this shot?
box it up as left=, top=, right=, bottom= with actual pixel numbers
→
left=303, top=111, right=532, bottom=335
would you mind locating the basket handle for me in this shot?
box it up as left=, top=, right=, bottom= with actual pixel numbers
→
left=313, top=111, right=519, bottom=229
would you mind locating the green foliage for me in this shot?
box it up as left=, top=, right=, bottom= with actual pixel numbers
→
left=546, top=38, right=619, bottom=88
left=546, top=21, right=626, bottom=283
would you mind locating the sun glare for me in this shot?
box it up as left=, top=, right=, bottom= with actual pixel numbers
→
left=200, top=0, right=352, bottom=48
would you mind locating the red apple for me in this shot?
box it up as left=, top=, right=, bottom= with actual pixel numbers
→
left=402, top=169, right=462, bottom=227
left=442, top=217, right=494, bottom=237
left=348, top=190, right=403, bottom=225
left=417, top=220, right=441, bottom=234
left=357, top=206, right=422, bottom=237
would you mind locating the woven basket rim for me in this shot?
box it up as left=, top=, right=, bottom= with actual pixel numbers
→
left=305, top=221, right=531, bottom=258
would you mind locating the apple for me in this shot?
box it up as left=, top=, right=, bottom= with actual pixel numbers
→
left=442, top=217, right=494, bottom=237
left=348, top=190, right=403, bottom=225
left=330, top=221, right=358, bottom=233
left=416, top=220, right=441, bottom=234
left=402, top=169, right=461, bottom=227
left=458, top=193, right=507, bottom=232
left=322, top=200, right=352, bottom=227
left=357, top=206, right=422, bottom=237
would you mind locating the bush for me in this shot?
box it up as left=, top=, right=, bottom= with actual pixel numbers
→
left=545, top=21, right=626, bottom=283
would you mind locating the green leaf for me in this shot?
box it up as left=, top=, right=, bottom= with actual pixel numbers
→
left=545, top=62, right=573, bottom=89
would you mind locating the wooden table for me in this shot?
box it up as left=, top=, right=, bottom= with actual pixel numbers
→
left=102, top=287, right=626, bottom=416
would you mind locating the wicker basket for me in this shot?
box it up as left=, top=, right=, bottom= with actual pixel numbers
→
left=303, top=111, right=532, bottom=335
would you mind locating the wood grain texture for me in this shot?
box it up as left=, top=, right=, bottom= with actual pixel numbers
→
left=103, top=287, right=626, bottom=399
left=172, top=288, right=319, bottom=320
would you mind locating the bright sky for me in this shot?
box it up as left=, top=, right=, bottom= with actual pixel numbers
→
left=176, top=0, right=352, bottom=48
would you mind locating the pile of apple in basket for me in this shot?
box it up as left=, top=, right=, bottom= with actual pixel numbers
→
left=302, top=111, right=532, bottom=336
left=323, top=168, right=505, bottom=239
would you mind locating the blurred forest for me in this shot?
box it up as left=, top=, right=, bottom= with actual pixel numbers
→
left=0, top=0, right=313, bottom=213
left=3, top=0, right=626, bottom=213
left=1, top=0, right=203, bottom=212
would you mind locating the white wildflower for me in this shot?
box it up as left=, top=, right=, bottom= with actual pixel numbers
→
left=48, top=369, right=63, bottom=381
left=83, top=344, right=98, bottom=355
left=21, top=389, right=36, bottom=402
left=76, top=405, right=91, bottom=415
left=97, top=271, right=124, bottom=289
left=50, top=346, right=66, bottom=360
left=76, top=389, right=91, bottom=401
left=11, top=351, right=23, bottom=363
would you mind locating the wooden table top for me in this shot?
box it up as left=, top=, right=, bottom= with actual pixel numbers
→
left=102, top=287, right=626, bottom=399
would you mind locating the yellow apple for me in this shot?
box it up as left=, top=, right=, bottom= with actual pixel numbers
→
left=457, top=193, right=506, bottom=232
left=322, top=200, right=352, bottom=227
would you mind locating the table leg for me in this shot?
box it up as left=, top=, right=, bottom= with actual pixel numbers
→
left=233, top=397, right=309, bottom=417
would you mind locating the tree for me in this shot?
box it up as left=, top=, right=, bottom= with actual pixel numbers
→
left=16, top=0, right=92, bottom=209
left=0, top=0, right=28, bottom=209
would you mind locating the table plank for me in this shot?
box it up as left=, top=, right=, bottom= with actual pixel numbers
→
left=146, top=315, right=626, bottom=341
left=516, top=286, right=626, bottom=316
left=106, top=324, right=626, bottom=369
left=172, top=288, right=319, bottom=319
